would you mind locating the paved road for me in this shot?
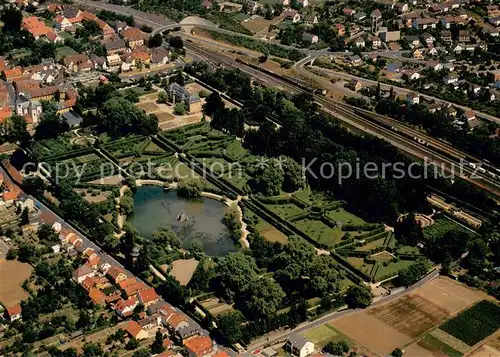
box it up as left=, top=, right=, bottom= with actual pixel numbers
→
left=247, top=269, right=440, bottom=352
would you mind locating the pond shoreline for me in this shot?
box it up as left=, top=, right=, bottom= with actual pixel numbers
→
left=119, top=180, right=250, bottom=249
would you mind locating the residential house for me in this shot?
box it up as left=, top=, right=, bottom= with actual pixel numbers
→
left=138, top=315, right=161, bottom=330
left=62, top=54, right=90, bottom=73
left=441, top=16, right=468, bottom=29
left=283, top=10, right=301, bottom=23
left=303, top=13, right=318, bottom=25
left=104, top=38, right=127, bottom=55
left=121, top=27, right=149, bottom=48
left=443, top=62, right=455, bottom=72
left=54, top=15, right=72, bottom=30
left=346, top=55, right=362, bottom=65
left=296, top=0, right=308, bottom=7
left=131, top=50, right=151, bottom=67
left=22, top=16, right=51, bottom=39
left=137, top=287, right=160, bottom=307
left=106, top=266, right=128, bottom=284
left=406, top=92, right=420, bottom=105
left=61, top=5, right=83, bottom=23
left=350, top=79, right=363, bottom=92
left=412, top=48, right=424, bottom=59
left=443, top=73, right=459, bottom=85
left=285, top=334, right=315, bottom=357
left=46, top=31, right=63, bottom=44
left=5, top=304, right=22, bottom=322
left=425, top=46, right=438, bottom=55
left=150, top=47, right=170, bottom=68
left=426, top=61, right=442, bottom=71
left=125, top=320, right=149, bottom=340
left=343, top=8, right=356, bottom=17
left=335, top=24, right=345, bottom=36
left=88, top=288, right=106, bottom=306
left=489, top=17, right=500, bottom=27
left=369, top=34, right=382, bottom=48
left=483, top=24, right=499, bottom=37
left=106, top=54, right=122, bottom=68
left=114, top=297, right=139, bottom=317
left=184, top=336, right=213, bottom=357
left=353, top=37, right=365, bottom=48
left=412, top=18, right=439, bottom=30
left=73, top=263, right=96, bottom=284
left=468, top=83, right=481, bottom=95
left=452, top=43, right=463, bottom=53
left=421, top=32, right=435, bottom=47
left=462, top=110, right=481, bottom=129
left=487, top=5, right=500, bottom=18
left=440, top=30, right=452, bottom=43
left=302, top=32, right=319, bottom=44
left=458, top=30, right=471, bottom=43
left=119, top=277, right=148, bottom=298
left=405, top=35, right=421, bottom=48
left=403, top=70, right=420, bottom=80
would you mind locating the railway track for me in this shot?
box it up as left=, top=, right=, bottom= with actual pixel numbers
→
left=185, top=42, right=500, bottom=198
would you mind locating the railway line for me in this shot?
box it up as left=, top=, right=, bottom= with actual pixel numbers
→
left=185, top=42, right=500, bottom=198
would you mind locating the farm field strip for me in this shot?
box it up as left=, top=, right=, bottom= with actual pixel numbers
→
left=430, top=328, right=472, bottom=355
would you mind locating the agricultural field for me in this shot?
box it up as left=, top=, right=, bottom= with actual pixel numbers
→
left=331, top=277, right=488, bottom=356
left=0, top=260, right=33, bottom=307
left=440, top=300, right=500, bottom=347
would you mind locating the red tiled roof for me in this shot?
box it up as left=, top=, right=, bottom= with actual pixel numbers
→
left=106, top=266, right=126, bottom=281
left=0, top=107, right=11, bottom=122
left=125, top=320, right=143, bottom=338
left=137, top=287, right=159, bottom=304
left=89, top=288, right=106, bottom=305
left=6, top=304, right=22, bottom=317
left=121, top=27, right=148, bottom=42
left=184, top=336, right=213, bottom=357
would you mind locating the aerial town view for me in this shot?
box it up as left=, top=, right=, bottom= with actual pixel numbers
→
left=0, top=0, right=499, bottom=355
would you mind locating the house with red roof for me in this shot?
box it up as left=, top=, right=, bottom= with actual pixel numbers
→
left=22, top=16, right=52, bottom=39
left=54, top=15, right=73, bottom=31
left=5, top=304, right=22, bottom=322
left=106, top=266, right=128, bottom=284
left=137, top=287, right=159, bottom=307
left=114, top=296, right=139, bottom=317
left=184, top=336, right=213, bottom=357
left=3, top=67, right=23, bottom=82
left=125, top=320, right=149, bottom=340
left=88, top=288, right=106, bottom=306
left=73, top=263, right=96, bottom=284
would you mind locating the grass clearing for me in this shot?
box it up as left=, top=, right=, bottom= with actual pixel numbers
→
left=304, top=324, right=339, bottom=346
left=294, top=218, right=343, bottom=247
left=440, top=300, right=500, bottom=346
left=55, top=46, right=78, bottom=61
left=326, top=208, right=366, bottom=225
left=266, top=203, right=305, bottom=219
left=260, top=227, right=288, bottom=243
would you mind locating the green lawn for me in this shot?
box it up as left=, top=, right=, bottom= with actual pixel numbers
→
left=225, top=141, right=248, bottom=160
left=294, top=218, right=343, bottom=247
left=373, top=259, right=414, bottom=281
left=354, top=238, right=386, bottom=252
left=346, top=256, right=374, bottom=276
left=326, top=208, right=366, bottom=225
left=304, top=324, right=338, bottom=346
left=55, top=46, right=78, bottom=61
left=292, top=187, right=334, bottom=207
left=266, top=203, right=305, bottom=219
left=397, top=245, right=421, bottom=254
